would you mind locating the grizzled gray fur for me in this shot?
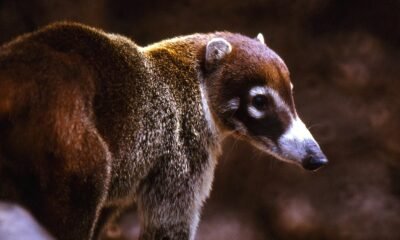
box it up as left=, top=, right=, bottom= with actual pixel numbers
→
left=0, top=22, right=327, bottom=240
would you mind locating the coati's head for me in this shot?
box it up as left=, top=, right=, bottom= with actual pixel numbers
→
left=200, top=33, right=327, bottom=171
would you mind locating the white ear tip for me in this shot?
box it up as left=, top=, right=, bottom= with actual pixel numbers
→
left=206, top=37, right=232, bottom=61
left=207, top=38, right=232, bottom=53
left=257, top=33, right=265, bottom=44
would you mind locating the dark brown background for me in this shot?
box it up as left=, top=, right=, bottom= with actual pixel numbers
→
left=1, top=0, right=399, bottom=239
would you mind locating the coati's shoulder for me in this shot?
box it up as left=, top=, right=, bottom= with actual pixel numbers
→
left=0, top=22, right=144, bottom=122
left=0, top=22, right=142, bottom=71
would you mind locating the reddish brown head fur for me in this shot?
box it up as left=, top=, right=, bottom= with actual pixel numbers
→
left=201, top=32, right=327, bottom=170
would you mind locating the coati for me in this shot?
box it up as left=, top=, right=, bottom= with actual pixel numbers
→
left=0, top=22, right=328, bottom=240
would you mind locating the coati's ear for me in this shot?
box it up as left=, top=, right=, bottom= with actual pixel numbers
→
left=256, top=33, right=265, bottom=44
left=205, top=38, right=232, bottom=71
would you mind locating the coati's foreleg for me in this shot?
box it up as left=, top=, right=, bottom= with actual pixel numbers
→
left=137, top=157, right=204, bottom=240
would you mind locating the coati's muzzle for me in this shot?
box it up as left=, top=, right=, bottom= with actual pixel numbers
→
left=276, top=117, right=328, bottom=171
left=299, top=140, right=328, bottom=171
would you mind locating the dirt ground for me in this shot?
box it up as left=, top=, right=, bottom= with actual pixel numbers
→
left=1, top=0, right=399, bottom=239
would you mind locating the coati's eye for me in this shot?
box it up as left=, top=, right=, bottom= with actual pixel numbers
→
left=251, top=94, right=268, bottom=110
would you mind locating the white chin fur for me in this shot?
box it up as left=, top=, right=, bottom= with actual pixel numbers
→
left=277, top=117, right=318, bottom=162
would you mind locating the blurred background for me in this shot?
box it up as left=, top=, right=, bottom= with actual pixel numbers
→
left=1, top=0, right=399, bottom=239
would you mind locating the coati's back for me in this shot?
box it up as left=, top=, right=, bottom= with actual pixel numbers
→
left=0, top=22, right=155, bottom=238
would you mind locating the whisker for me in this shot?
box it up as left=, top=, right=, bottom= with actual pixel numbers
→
left=307, top=122, right=324, bottom=130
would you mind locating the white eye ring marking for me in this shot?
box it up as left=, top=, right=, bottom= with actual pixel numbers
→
left=249, top=86, right=267, bottom=97
left=248, top=106, right=265, bottom=119
left=247, top=86, right=293, bottom=120
left=248, top=87, right=268, bottom=119
left=227, top=98, right=240, bottom=110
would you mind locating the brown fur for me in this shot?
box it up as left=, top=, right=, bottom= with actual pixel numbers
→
left=0, top=32, right=111, bottom=239
left=0, top=22, right=309, bottom=240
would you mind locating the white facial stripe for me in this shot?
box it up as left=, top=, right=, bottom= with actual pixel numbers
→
left=248, top=86, right=293, bottom=119
left=227, top=97, right=240, bottom=110
left=290, top=82, right=293, bottom=90
left=200, top=84, right=217, bottom=135
left=282, top=118, right=315, bottom=142
left=278, top=117, right=318, bottom=162
left=268, top=88, right=291, bottom=114
left=249, top=86, right=267, bottom=97
left=248, top=106, right=265, bottom=119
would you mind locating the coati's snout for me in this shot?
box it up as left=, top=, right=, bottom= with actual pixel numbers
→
left=277, top=118, right=328, bottom=170
left=300, top=140, right=328, bottom=171
left=202, top=33, right=328, bottom=171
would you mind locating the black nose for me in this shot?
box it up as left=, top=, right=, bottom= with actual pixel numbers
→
left=301, top=155, right=328, bottom=171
